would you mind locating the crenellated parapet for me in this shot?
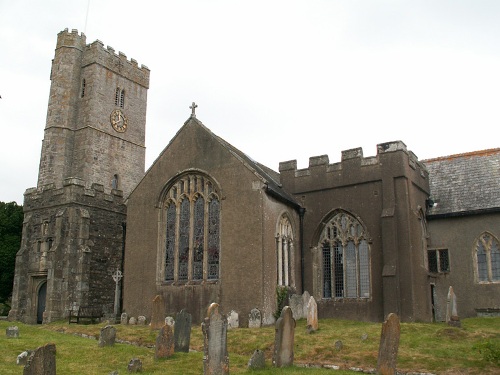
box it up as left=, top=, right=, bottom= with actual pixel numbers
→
left=23, top=177, right=126, bottom=213
left=279, top=140, right=428, bottom=193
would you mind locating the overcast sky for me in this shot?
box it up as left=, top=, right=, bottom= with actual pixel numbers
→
left=1, top=0, right=499, bottom=205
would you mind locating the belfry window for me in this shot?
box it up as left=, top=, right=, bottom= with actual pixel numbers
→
left=81, top=79, right=86, bottom=98
left=320, top=211, right=370, bottom=299
left=162, top=173, right=220, bottom=283
left=475, top=232, right=500, bottom=283
left=115, top=87, right=125, bottom=108
left=276, top=215, right=294, bottom=286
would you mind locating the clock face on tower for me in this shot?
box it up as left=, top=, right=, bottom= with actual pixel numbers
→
left=110, top=109, right=128, bottom=132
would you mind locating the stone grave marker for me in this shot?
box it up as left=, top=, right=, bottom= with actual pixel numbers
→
left=306, top=296, right=318, bottom=332
left=289, top=294, right=304, bottom=320
left=23, top=343, right=56, bottom=375
left=248, top=308, right=262, bottom=328
left=151, top=294, right=165, bottom=329
left=98, top=325, right=116, bottom=347
left=302, top=291, right=311, bottom=318
left=174, top=309, right=192, bottom=353
left=137, top=315, right=147, bottom=325
left=335, top=340, right=343, bottom=351
left=6, top=326, right=19, bottom=338
left=202, top=303, right=229, bottom=375
left=272, top=306, right=296, bottom=367
left=155, top=324, right=175, bottom=359
left=165, top=316, right=175, bottom=327
left=248, top=349, right=266, bottom=369
left=120, top=312, right=128, bottom=325
left=376, top=313, right=400, bottom=375
left=446, top=286, right=461, bottom=328
left=227, top=310, right=239, bottom=329
left=127, top=358, right=142, bottom=373
left=17, top=350, right=33, bottom=366
left=129, top=316, right=137, bottom=325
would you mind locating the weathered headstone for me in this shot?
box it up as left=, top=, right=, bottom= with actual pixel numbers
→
left=98, top=325, right=116, bottom=347
left=202, top=303, right=229, bottom=375
left=129, top=316, right=137, bottom=325
left=302, top=291, right=311, bottom=318
left=227, top=310, right=239, bottom=329
left=165, top=316, right=175, bottom=327
left=127, top=358, right=142, bottom=373
left=335, top=340, right=343, bottom=351
left=306, top=296, right=318, bottom=332
left=361, top=333, right=368, bottom=341
left=174, top=309, right=192, bottom=353
left=289, top=294, right=304, bottom=320
left=376, top=313, right=400, bottom=375
left=137, top=316, right=147, bottom=325
left=17, top=350, right=33, bottom=366
left=120, top=312, right=128, bottom=325
left=247, top=349, right=266, bottom=369
left=248, top=308, right=262, bottom=328
left=446, top=286, right=461, bottom=328
left=151, top=295, right=166, bottom=329
left=272, top=306, right=296, bottom=367
left=23, top=343, right=56, bottom=375
left=155, top=324, right=174, bottom=359
left=6, top=326, right=19, bottom=338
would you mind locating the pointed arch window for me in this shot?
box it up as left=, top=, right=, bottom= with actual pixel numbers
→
left=475, top=232, right=500, bottom=283
left=162, top=173, right=220, bottom=283
left=115, top=87, right=125, bottom=108
left=276, top=215, right=294, bottom=286
left=320, top=211, right=370, bottom=299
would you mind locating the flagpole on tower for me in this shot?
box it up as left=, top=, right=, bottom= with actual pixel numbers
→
left=84, top=0, right=91, bottom=34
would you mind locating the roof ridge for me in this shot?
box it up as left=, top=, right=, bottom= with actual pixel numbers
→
left=423, top=148, right=500, bottom=163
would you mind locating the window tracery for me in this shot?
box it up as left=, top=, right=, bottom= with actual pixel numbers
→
left=276, top=215, right=294, bottom=286
left=475, top=232, right=500, bottom=283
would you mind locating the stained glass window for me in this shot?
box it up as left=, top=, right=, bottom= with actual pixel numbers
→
left=178, top=198, right=190, bottom=280
left=208, top=198, right=220, bottom=280
left=165, top=203, right=176, bottom=281
left=193, top=196, right=204, bottom=280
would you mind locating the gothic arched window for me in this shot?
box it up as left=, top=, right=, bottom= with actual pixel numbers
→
left=162, top=173, right=220, bottom=283
left=475, top=232, right=500, bottom=283
left=320, top=211, right=370, bottom=299
left=276, top=215, right=294, bottom=286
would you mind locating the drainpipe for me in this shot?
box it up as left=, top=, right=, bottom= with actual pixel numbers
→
left=299, top=207, right=305, bottom=293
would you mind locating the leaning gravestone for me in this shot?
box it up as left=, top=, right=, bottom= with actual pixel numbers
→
left=174, top=309, right=192, bottom=353
left=446, top=286, right=461, bottom=328
left=302, top=291, right=311, bottom=318
left=227, top=310, right=239, bottom=329
left=202, top=303, right=229, bottom=375
left=289, top=294, right=304, bottom=320
left=98, top=325, right=116, bottom=347
left=376, top=313, right=400, bottom=375
left=248, top=349, right=266, bottom=369
left=23, top=343, right=56, bottom=375
left=273, top=306, right=296, bottom=367
left=6, top=326, right=19, bottom=338
left=306, top=296, right=318, bottom=332
left=248, top=308, right=262, bottom=328
left=120, top=312, right=128, bottom=325
left=155, top=324, right=174, bottom=359
left=127, top=358, right=142, bottom=373
left=151, top=294, right=165, bottom=329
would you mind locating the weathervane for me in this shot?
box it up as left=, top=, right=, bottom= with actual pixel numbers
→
left=190, top=102, right=198, bottom=118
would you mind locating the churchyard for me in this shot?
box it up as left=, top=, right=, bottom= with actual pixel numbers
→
left=2, top=313, right=499, bottom=374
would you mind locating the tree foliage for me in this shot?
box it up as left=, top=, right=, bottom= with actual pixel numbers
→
left=0, top=201, right=23, bottom=302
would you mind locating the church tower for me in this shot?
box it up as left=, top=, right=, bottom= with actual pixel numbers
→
left=9, top=29, right=149, bottom=324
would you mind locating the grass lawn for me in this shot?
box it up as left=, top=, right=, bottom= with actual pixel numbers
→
left=1, top=317, right=499, bottom=374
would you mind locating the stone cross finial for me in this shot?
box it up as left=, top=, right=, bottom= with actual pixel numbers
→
left=190, top=102, right=198, bottom=117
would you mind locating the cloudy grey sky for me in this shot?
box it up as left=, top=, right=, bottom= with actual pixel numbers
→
left=1, top=0, right=499, bottom=205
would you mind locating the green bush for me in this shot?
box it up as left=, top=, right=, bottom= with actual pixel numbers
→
left=473, top=338, right=500, bottom=365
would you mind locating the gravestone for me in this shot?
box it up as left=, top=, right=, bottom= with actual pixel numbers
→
left=137, top=316, right=147, bottom=325
left=248, top=349, right=266, bottom=369
left=227, top=310, right=239, bottom=329
left=376, top=313, right=400, bottom=375
left=98, top=325, right=116, bottom=347
left=155, top=324, right=174, bottom=359
left=335, top=340, right=343, bottom=351
left=361, top=333, right=368, bottom=341
left=248, top=308, right=262, bottom=328
left=306, top=296, right=318, bottom=332
left=127, top=358, right=142, bottom=373
left=151, top=295, right=165, bottom=329
left=23, top=343, right=56, bottom=375
left=302, top=291, right=311, bottom=318
left=6, top=326, right=19, bottom=338
left=289, top=294, right=304, bottom=320
left=120, top=312, right=128, bottom=325
left=446, top=286, right=461, bottom=328
left=272, top=306, right=296, bottom=367
left=165, top=316, right=175, bottom=327
left=129, top=316, right=137, bottom=325
left=202, top=303, right=229, bottom=375
left=174, top=309, right=192, bottom=353
left=17, top=350, right=33, bottom=366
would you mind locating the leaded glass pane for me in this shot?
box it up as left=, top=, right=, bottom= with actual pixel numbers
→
left=359, top=240, right=370, bottom=298
left=208, top=198, right=220, bottom=279
left=192, top=196, right=204, bottom=280
left=322, top=243, right=332, bottom=298
left=439, top=250, right=450, bottom=272
left=345, top=241, right=357, bottom=298
left=491, top=240, right=500, bottom=281
left=165, top=203, right=176, bottom=281
left=477, top=241, right=488, bottom=282
left=428, top=250, right=438, bottom=273
left=334, top=241, right=344, bottom=297
left=178, top=198, right=190, bottom=280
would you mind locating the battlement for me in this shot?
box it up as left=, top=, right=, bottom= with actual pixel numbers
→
left=279, top=140, right=428, bottom=180
left=23, top=177, right=125, bottom=213
left=56, top=28, right=87, bottom=50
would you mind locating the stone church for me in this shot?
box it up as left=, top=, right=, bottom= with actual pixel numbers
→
left=8, top=29, right=499, bottom=325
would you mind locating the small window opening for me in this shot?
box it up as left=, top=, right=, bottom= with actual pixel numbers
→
left=81, top=79, right=86, bottom=98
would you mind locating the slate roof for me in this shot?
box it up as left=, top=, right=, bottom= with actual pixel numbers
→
left=423, top=149, right=500, bottom=217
